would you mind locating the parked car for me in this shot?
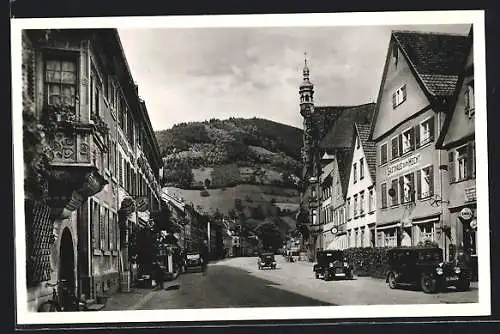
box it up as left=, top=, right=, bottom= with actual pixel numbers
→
left=385, top=247, right=472, bottom=293
left=313, top=250, right=354, bottom=280
left=184, top=252, right=204, bottom=273
left=258, top=252, right=277, bottom=270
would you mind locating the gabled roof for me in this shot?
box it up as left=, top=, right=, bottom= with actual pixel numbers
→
left=354, top=123, right=377, bottom=182
left=436, top=26, right=474, bottom=149
left=393, top=31, right=470, bottom=97
left=369, top=29, right=470, bottom=141
left=336, top=147, right=354, bottom=199
left=320, top=103, right=375, bottom=149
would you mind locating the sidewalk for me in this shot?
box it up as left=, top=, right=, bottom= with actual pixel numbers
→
left=103, top=288, right=157, bottom=311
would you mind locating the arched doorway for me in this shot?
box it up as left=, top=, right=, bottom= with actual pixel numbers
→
left=59, top=227, right=75, bottom=310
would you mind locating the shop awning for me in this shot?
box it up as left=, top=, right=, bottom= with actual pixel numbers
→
left=412, top=216, right=440, bottom=224
left=377, top=223, right=401, bottom=230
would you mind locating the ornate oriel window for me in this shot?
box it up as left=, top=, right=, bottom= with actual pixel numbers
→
left=44, top=55, right=78, bottom=108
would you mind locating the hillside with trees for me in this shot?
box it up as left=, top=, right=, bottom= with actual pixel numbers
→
left=155, top=117, right=304, bottom=245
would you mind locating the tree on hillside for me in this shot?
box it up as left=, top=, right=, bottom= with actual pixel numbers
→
left=255, top=221, right=283, bottom=251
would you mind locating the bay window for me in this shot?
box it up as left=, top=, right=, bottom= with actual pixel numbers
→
left=44, top=56, right=77, bottom=108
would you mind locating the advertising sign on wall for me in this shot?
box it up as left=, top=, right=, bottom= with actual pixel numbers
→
left=386, top=154, right=421, bottom=178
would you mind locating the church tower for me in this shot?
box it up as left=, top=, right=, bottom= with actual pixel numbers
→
left=300, top=53, right=315, bottom=172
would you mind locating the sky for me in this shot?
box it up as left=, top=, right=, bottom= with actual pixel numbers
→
left=118, top=24, right=471, bottom=131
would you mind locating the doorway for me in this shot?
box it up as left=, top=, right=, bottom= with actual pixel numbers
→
left=59, top=227, right=75, bottom=309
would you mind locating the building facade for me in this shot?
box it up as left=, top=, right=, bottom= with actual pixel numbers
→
left=22, top=29, right=162, bottom=311
left=369, top=31, right=469, bottom=258
left=436, top=28, right=477, bottom=276
left=345, top=123, right=377, bottom=248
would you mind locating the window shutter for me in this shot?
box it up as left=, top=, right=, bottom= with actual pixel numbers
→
left=409, top=127, right=415, bottom=150
left=410, top=173, right=415, bottom=202
left=399, top=176, right=404, bottom=203
left=428, top=166, right=434, bottom=196
left=464, top=87, right=470, bottom=114
left=416, top=170, right=422, bottom=200
left=100, top=206, right=105, bottom=250
left=448, top=152, right=455, bottom=183
left=467, top=142, right=473, bottom=179
left=429, top=116, right=435, bottom=142
left=398, top=134, right=403, bottom=156
left=391, top=138, right=398, bottom=159
left=392, top=92, right=396, bottom=108
left=415, top=125, right=420, bottom=148
left=391, top=179, right=398, bottom=205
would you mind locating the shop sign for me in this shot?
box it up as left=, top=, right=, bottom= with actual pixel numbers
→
left=460, top=207, right=474, bottom=221
left=330, top=227, right=338, bottom=235
left=387, top=154, right=421, bottom=178
left=464, top=185, right=477, bottom=202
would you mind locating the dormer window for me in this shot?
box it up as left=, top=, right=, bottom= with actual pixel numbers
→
left=464, top=83, right=475, bottom=118
left=392, top=84, right=407, bottom=109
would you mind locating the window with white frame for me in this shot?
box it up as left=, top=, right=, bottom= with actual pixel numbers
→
left=418, top=117, right=434, bottom=147
left=369, top=187, right=375, bottom=212
left=449, top=142, right=475, bottom=183
left=419, top=223, right=434, bottom=242
left=312, top=209, right=318, bottom=225
left=392, top=84, right=407, bottom=109
left=353, top=162, right=357, bottom=183
left=346, top=198, right=351, bottom=220
left=44, top=56, right=78, bottom=108
left=391, top=179, right=399, bottom=206
left=391, top=136, right=400, bottom=160
left=385, top=230, right=397, bottom=247
left=402, top=127, right=415, bottom=154
left=417, top=166, right=434, bottom=199
left=353, top=194, right=358, bottom=217
left=360, top=191, right=365, bottom=214
left=464, top=83, right=475, bottom=118
left=400, top=173, right=415, bottom=203
left=457, top=145, right=470, bottom=181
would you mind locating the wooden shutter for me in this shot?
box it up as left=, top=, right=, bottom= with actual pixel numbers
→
left=428, top=166, right=434, bottom=196
left=392, top=92, right=396, bottom=108
left=448, top=152, right=456, bottom=183
left=398, top=134, right=403, bottom=156
left=100, top=206, right=105, bottom=250
left=391, top=137, right=398, bottom=159
left=391, top=179, right=398, bottom=205
left=402, top=84, right=407, bottom=102
left=464, top=87, right=470, bottom=114
left=415, top=125, right=420, bottom=149
left=416, top=170, right=422, bottom=200
left=93, top=201, right=100, bottom=250
left=409, top=127, right=415, bottom=151
left=410, top=173, right=415, bottom=202
left=105, top=208, right=109, bottom=251
left=466, top=142, right=473, bottom=179
left=399, top=176, right=404, bottom=203
left=429, top=116, right=435, bottom=142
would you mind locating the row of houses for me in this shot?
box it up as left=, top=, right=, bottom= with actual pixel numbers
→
left=298, top=27, right=477, bottom=276
left=21, top=28, right=215, bottom=312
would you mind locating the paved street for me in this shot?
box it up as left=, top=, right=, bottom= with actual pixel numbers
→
left=104, top=256, right=478, bottom=310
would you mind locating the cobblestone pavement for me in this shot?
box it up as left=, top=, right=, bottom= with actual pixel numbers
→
left=218, top=256, right=479, bottom=305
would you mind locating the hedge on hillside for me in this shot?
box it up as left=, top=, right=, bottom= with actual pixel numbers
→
left=343, top=247, right=392, bottom=279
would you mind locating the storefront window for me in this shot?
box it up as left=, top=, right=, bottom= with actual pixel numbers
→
left=419, top=223, right=434, bottom=242
left=385, top=230, right=397, bottom=247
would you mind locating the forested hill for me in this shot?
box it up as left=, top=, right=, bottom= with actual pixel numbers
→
left=155, top=117, right=303, bottom=190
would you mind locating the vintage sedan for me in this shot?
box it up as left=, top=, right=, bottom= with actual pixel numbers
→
left=257, top=253, right=277, bottom=270
left=313, top=250, right=354, bottom=280
left=385, top=247, right=472, bottom=293
left=184, top=252, right=204, bottom=273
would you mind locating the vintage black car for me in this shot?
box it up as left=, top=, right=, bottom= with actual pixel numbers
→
left=184, top=252, right=204, bottom=272
left=313, top=250, right=354, bottom=280
left=257, top=253, right=277, bottom=269
left=385, top=247, right=472, bottom=293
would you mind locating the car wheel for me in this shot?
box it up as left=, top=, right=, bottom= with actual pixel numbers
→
left=388, top=272, right=397, bottom=289
left=315, top=272, right=320, bottom=279
left=421, top=274, right=438, bottom=293
left=347, top=269, right=354, bottom=280
left=455, top=279, right=471, bottom=292
left=323, top=269, right=330, bottom=281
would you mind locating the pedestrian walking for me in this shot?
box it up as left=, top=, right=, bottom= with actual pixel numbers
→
left=200, top=240, right=209, bottom=275
left=153, top=260, right=164, bottom=290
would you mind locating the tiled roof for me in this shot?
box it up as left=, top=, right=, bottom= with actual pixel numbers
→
left=393, top=31, right=469, bottom=97
left=355, top=123, right=377, bottom=182
left=312, top=106, right=354, bottom=140
left=320, top=103, right=376, bottom=149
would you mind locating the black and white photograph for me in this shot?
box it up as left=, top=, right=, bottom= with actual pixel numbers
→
left=11, top=10, right=490, bottom=325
